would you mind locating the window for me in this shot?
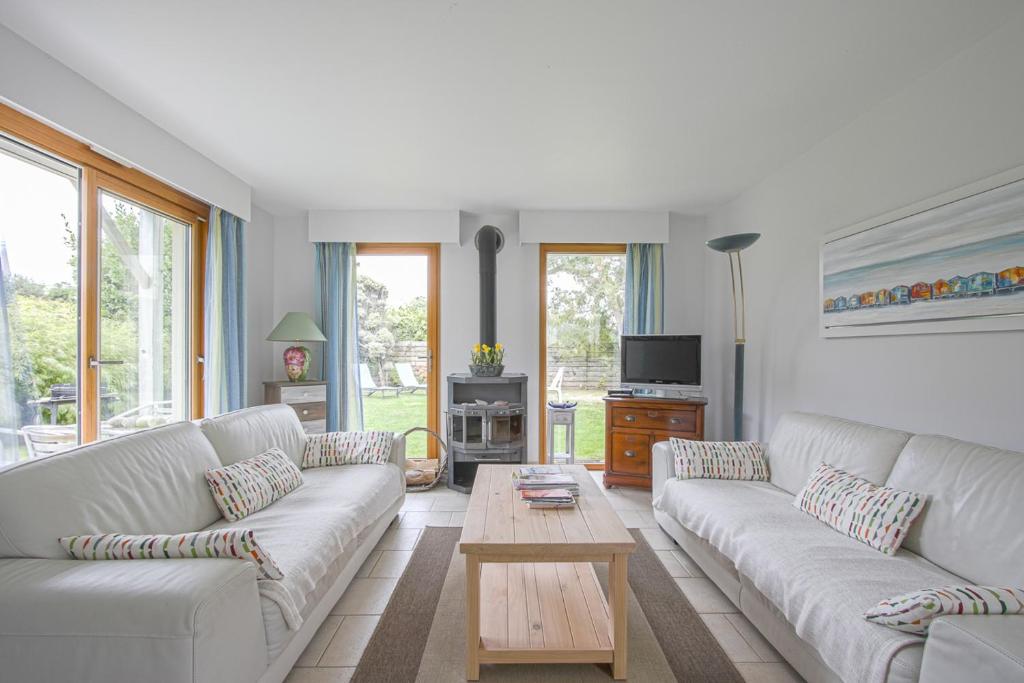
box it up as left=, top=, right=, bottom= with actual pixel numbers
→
left=539, top=244, right=626, bottom=465
left=0, top=104, right=207, bottom=464
left=355, top=244, right=440, bottom=457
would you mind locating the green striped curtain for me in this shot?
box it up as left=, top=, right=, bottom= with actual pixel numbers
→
left=204, top=207, right=247, bottom=415
left=624, top=243, right=664, bottom=334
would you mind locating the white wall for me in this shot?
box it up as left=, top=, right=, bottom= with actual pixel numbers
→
left=703, top=12, right=1024, bottom=450
left=441, top=214, right=542, bottom=458
left=245, top=205, right=277, bottom=405
left=0, top=24, right=251, bottom=220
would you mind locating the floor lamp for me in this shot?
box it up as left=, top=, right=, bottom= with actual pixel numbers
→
left=706, top=233, right=760, bottom=440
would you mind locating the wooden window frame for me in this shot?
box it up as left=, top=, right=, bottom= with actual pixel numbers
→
left=355, top=243, right=441, bottom=458
left=539, top=243, right=626, bottom=468
left=0, top=103, right=209, bottom=443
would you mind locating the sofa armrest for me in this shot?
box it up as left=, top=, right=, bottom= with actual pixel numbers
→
left=919, top=615, right=1024, bottom=683
left=651, top=440, right=675, bottom=503
left=0, top=557, right=267, bottom=683
left=390, top=432, right=407, bottom=472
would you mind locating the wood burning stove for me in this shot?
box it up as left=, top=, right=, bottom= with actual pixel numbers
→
left=446, top=373, right=527, bottom=493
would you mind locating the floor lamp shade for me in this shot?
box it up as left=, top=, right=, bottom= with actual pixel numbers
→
left=267, top=312, right=327, bottom=382
left=706, top=233, right=760, bottom=440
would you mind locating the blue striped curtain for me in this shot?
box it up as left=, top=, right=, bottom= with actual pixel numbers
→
left=624, top=243, right=665, bottom=334
left=204, top=207, right=247, bottom=415
left=315, top=243, right=363, bottom=432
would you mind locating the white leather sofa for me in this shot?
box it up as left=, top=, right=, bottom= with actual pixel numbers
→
left=652, top=412, right=1024, bottom=683
left=0, top=404, right=406, bottom=683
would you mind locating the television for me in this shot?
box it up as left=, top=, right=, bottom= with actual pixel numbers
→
left=620, top=335, right=702, bottom=391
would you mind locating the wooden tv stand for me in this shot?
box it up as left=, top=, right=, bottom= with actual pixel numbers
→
left=603, top=395, right=706, bottom=489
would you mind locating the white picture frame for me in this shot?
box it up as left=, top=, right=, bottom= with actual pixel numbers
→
left=820, top=165, right=1024, bottom=338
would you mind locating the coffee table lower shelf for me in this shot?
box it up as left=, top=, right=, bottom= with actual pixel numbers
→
left=466, top=558, right=628, bottom=680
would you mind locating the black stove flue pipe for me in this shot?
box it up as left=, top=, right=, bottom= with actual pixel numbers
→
left=474, top=225, right=504, bottom=347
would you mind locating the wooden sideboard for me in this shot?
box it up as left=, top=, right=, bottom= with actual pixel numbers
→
left=603, top=395, right=706, bottom=489
left=263, top=380, right=327, bottom=434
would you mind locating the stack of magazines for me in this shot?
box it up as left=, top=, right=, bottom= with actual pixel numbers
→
left=520, top=488, right=576, bottom=509
left=513, top=465, right=579, bottom=508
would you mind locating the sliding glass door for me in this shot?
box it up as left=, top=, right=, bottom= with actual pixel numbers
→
left=0, top=137, right=81, bottom=460
left=355, top=244, right=440, bottom=457
left=539, top=244, right=626, bottom=465
left=96, top=189, right=193, bottom=440
left=0, top=106, right=208, bottom=464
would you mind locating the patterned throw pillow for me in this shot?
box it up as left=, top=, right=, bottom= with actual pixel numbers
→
left=865, top=586, right=1024, bottom=635
left=59, top=529, right=284, bottom=580
left=303, top=430, right=394, bottom=469
left=670, top=439, right=768, bottom=481
left=205, top=448, right=303, bottom=522
left=794, top=463, right=926, bottom=555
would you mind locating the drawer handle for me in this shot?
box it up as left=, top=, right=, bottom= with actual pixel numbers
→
left=301, top=409, right=309, bottom=416
left=624, top=450, right=637, bottom=458
left=669, top=417, right=682, bottom=425
left=647, top=411, right=658, bottom=418
left=624, top=415, right=636, bottom=422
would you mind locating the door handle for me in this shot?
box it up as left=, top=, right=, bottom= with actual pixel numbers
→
left=89, top=356, right=125, bottom=367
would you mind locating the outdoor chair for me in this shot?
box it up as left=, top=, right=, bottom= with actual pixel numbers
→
left=360, top=363, right=401, bottom=397
left=395, top=362, right=426, bottom=394
left=547, top=366, right=566, bottom=403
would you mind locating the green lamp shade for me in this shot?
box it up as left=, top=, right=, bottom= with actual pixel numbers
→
left=266, top=312, right=327, bottom=342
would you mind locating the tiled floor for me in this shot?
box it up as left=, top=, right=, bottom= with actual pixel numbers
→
left=286, top=471, right=803, bottom=683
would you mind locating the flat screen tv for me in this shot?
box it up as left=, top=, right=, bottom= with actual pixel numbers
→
left=620, top=335, right=701, bottom=389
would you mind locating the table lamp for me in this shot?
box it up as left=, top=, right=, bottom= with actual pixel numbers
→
left=706, top=232, right=760, bottom=440
left=266, top=312, right=327, bottom=382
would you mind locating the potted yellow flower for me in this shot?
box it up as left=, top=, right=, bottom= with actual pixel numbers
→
left=470, top=342, right=504, bottom=377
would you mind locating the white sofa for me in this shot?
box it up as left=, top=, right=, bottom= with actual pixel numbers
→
left=652, top=412, right=1024, bottom=683
left=0, top=404, right=406, bottom=683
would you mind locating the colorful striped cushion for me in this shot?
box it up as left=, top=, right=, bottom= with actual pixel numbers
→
left=205, top=448, right=303, bottom=522
left=303, top=430, right=394, bottom=468
left=670, top=439, right=768, bottom=481
left=866, top=586, right=1024, bottom=635
left=59, top=529, right=284, bottom=580
left=794, top=463, right=926, bottom=555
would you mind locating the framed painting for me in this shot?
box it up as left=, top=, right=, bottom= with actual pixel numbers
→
left=820, top=165, right=1024, bottom=337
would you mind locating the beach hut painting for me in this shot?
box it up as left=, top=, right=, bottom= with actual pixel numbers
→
left=820, top=168, right=1024, bottom=337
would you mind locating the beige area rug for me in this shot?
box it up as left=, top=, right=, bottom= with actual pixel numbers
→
left=352, top=527, right=743, bottom=682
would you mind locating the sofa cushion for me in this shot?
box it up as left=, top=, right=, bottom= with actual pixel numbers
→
left=794, top=463, right=926, bottom=555
left=0, top=421, right=222, bottom=559
left=200, top=404, right=308, bottom=467
left=655, top=477, right=961, bottom=683
left=204, top=461, right=404, bottom=633
left=885, top=435, right=1024, bottom=586
left=866, top=586, right=1024, bottom=635
left=205, top=448, right=304, bottom=521
left=303, top=430, right=395, bottom=468
left=59, top=528, right=284, bottom=580
left=670, top=438, right=768, bottom=480
left=765, top=412, right=912, bottom=495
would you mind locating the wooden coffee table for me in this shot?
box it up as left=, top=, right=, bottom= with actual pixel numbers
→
left=459, top=465, right=636, bottom=680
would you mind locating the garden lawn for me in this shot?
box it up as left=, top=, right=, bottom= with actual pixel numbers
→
left=362, top=391, right=430, bottom=456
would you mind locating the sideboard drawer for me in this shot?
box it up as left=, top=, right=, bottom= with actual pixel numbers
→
left=609, top=432, right=651, bottom=476
left=290, top=401, right=326, bottom=422
left=281, top=384, right=327, bottom=404
left=611, top=405, right=695, bottom=432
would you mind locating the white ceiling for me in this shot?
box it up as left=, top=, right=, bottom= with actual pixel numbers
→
left=0, top=1, right=1019, bottom=215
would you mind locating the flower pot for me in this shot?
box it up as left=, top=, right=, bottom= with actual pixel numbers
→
left=469, top=363, right=504, bottom=377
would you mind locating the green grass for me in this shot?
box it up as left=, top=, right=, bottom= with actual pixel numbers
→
left=549, top=389, right=605, bottom=463
left=362, top=391, right=430, bottom=456
left=362, top=388, right=608, bottom=461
